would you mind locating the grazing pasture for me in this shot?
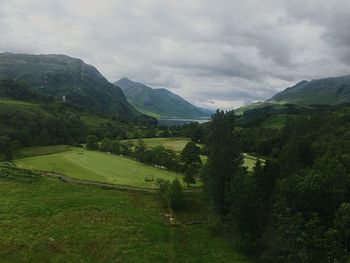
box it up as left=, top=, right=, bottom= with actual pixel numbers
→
left=15, top=147, right=188, bottom=189
left=126, top=137, right=192, bottom=152
left=127, top=137, right=260, bottom=171
left=0, top=164, right=252, bottom=263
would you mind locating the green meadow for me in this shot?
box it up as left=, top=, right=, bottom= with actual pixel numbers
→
left=127, top=137, right=259, bottom=171
left=15, top=147, right=187, bottom=189
left=126, top=137, right=192, bottom=152
left=0, top=167, right=251, bottom=263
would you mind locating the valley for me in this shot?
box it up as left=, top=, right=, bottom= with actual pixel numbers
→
left=1, top=50, right=350, bottom=262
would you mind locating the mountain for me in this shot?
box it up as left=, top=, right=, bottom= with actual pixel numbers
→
left=270, top=75, right=350, bottom=105
left=0, top=53, right=154, bottom=123
left=114, top=78, right=212, bottom=118
left=0, top=78, right=48, bottom=102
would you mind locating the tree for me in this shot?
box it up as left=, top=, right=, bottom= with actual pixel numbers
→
left=334, top=203, right=350, bottom=253
left=156, top=178, right=184, bottom=210
left=4, top=148, right=13, bottom=161
left=119, top=141, right=133, bottom=156
left=168, top=179, right=184, bottom=210
left=181, top=142, right=202, bottom=187
left=99, top=138, right=111, bottom=152
left=202, top=110, right=243, bottom=215
left=110, top=140, right=121, bottom=154
left=86, top=135, right=98, bottom=150
left=134, top=139, right=147, bottom=162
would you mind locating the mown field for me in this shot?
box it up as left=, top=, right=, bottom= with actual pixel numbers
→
left=126, top=137, right=192, bottom=152
left=127, top=137, right=259, bottom=171
left=15, top=147, right=188, bottom=189
left=0, top=166, right=252, bottom=263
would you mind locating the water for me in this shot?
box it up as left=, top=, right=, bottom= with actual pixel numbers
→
left=158, top=117, right=210, bottom=126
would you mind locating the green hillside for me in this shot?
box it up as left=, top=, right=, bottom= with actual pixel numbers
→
left=0, top=163, right=251, bottom=262
left=235, top=74, right=350, bottom=116
left=0, top=53, right=154, bottom=124
left=15, top=147, right=189, bottom=189
left=115, top=78, right=211, bottom=118
left=270, top=75, right=350, bottom=105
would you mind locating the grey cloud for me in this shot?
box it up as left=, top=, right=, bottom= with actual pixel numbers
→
left=1, top=0, right=350, bottom=109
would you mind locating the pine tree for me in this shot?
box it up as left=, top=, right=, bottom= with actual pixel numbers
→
left=181, top=142, right=201, bottom=187
left=202, top=110, right=243, bottom=215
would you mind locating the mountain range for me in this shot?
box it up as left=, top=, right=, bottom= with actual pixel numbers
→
left=269, top=74, right=350, bottom=105
left=115, top=78, right=212, bottom=118
left=236, top=74, right=350, bottom=114
left=0, top=52, right=153, bottom=123
left=2, top=52, right=350, bottom=119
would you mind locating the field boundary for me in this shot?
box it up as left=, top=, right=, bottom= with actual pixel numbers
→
left=42, top=172, right=201, bottom=194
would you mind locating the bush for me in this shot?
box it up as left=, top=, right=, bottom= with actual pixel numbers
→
left=156, top=178, right=184, bottom=210
left=86, top=135, right=99, bottom=150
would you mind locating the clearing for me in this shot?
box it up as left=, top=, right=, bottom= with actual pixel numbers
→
left=127, top=137, right=261, bottom=171
left=126, top=137, right=191, bottom=152
left=15, top=146, right=188, bottom=189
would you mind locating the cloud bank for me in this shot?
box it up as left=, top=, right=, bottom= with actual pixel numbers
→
left=1, top=0, right=350, bottom=109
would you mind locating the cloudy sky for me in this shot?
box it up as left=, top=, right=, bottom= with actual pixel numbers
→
left=1, top=0, right=350, bottom=109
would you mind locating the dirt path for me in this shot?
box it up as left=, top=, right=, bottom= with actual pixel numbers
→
left=42, top=172, right=202, bottom=194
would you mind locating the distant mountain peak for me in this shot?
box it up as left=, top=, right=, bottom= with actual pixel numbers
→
left=270, top=74, right=350, bottom=105
left=115, top=77, right=212, bottom=118
left=0, top=53, right=154, bottom=123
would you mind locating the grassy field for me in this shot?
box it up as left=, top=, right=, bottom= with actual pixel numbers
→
left=0, top=98, right=40, bottom=108
left=15, top=145, right=72, bottom=158
left=0, top=167, right=252, bottom=263
left=243, top=154, right=264, bottom=171
left=127, top=138, right=260, bottom=171
left=15, top=147, right=188, bottom=189
left=126, top=137, right=192, bottom=153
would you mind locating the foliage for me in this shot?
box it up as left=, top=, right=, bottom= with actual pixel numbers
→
left=203, top=104, right=350, bottom=261
left=0, top=162, right=40, bottom=182
left=133, top=139, right=147, bottom=161
left=202, top=110, right=243, bottom=215
left=181, top=142, right=202, bottom=186
left=4, top=148, right=13, bottom=161
left=99, top=137, right=111, bottom=152
left=86, top=135, right=98, bottom=150
left=156, top=178, right=184, bottom=210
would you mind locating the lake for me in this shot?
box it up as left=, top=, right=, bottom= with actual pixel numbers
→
left=158, top=117, right=210, bottom=126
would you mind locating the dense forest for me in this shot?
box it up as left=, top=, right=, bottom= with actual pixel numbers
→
left=202, top=106, right=350, bottom=262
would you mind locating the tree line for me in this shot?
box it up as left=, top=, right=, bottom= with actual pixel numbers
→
left=203, top=108, right=350, bottom=262
left=86, top=135, right=202, bottom=187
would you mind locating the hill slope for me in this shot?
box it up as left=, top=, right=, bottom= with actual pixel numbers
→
left=270, top=74, right=350, bottom=105
left=0, top=53, right=153, bottom=123
left=115, top=78, right=211, bottom=118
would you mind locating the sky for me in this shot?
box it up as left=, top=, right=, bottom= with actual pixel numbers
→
left=1, top=0, right=350, bottom=110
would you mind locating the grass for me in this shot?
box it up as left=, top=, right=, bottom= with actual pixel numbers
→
left=126, top=138, right=192, bottom=152
left=15, top=145, right=72, bottom=158
left=127, top=138, right=260, bottom=171
left=15, top=147, right=189, bottom=189
left=261, top=114, right=291, bottom=129
left=0, top=98, right=39, bottom=108
left=0, top=165, right=252, bottom=262
left=243, top=154, right=264, bottom=172
left=14, top=139, right=261, bottom=190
